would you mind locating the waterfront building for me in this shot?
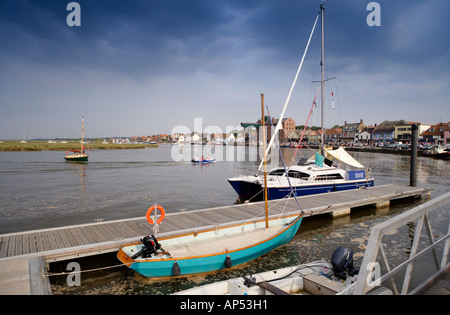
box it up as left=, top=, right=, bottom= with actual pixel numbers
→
left=421, top=122, right=450, bottom=144
left=307, top=130, right=321, bottom=145
left=341, top=119, right=366, bottom=142
left=241, top=116, right=296, bottom=144
left=358, top=126, right=377, bottom=144
left=394, top=122, right=423, bottom=142
left=324, top=128, right=342, bottom=144
left=273, top=118, right=296, bottom=142
left=372, top=120, right=400, bottom=143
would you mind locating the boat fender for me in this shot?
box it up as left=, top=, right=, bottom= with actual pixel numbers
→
left=172, top=261, right=180, bottom=276
left=146, top=204, right=165, bottom=225
left=225, top=255, right=232, bottom=268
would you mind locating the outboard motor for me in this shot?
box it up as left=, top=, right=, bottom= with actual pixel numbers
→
left=331, top=246, right=359, bottom=279
left=131, top=235, right=161, bottom=259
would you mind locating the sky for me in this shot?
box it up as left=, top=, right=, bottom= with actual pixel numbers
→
left=0, top=0, right=449, bottom=140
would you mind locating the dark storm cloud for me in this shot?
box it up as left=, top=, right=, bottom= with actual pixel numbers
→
left=0, top=0, right=449, bottom=139
left=3, top=0, right=447, bottom=78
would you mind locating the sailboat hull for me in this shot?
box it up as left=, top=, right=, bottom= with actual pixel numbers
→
left=117, top=215, right=303, bottom=278
left=229, top=178, right=374, bottom=201
left=64, top=154, right=89, bottom=162
left=267, top=179, right=374, bottom=200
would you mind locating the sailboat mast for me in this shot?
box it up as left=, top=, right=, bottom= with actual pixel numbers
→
left=81, top=115, right=84, bottom=152
left=320, top=4, right=325, bottom=156
left=261, top=93, right=269, bottom=228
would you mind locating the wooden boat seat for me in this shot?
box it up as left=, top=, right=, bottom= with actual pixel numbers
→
left=162, top=224, right=286, bottom=258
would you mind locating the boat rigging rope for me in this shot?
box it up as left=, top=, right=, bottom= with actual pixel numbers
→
left=291, top=84, right=321, bottom=163
left=258, top=261, right=332, bottom=284
left=42, top=261, right=131, bottom=277
left=266, top=106, right=303, bottom=214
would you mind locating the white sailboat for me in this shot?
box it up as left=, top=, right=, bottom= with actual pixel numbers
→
left=228, top=4, right=374, bottom=201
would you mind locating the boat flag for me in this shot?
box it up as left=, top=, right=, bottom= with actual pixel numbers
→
left=331, top=91, right=335, bottom=110
left=315, top=152, right=324, bottom=167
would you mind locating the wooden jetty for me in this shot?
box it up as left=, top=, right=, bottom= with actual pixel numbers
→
left=0, top=184, right=438, bottom=294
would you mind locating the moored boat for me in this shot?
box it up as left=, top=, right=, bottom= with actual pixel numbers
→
left=191, top=157, right=216, bottom=164
left=65, top=116, right=89, bottom=162
left=117, top=215, right=303, bottom=278
left=228, top=4, right=374, bottom=201
left=229, top=147, right=374, bottom=201
left=64, top=151, right=89, bottom=162
left=422, top=146, right=450, bottom=160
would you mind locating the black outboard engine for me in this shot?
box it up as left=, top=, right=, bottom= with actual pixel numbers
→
left=331, top=246, right=359, bottom=279
left=131, top=235, right=161, bottom=259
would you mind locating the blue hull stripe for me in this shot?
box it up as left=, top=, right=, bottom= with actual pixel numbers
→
left=229, top=179, right=375, bottom=200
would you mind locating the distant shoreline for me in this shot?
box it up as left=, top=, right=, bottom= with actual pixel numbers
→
left=0, top=140, right=159, bottom=151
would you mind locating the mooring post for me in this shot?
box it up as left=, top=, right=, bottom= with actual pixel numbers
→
left=410, top=124, right=418, bottom=187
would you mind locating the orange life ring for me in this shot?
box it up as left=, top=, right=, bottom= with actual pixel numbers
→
left=146, top=205, right=165, bottom=225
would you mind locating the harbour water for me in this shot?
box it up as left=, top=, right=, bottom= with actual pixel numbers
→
left=0, top=145, right=448, bottom=294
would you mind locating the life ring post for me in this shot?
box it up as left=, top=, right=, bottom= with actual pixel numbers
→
left=146, top=204, right=166, bottom=225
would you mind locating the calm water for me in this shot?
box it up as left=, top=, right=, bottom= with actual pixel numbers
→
left=0, top=145, right=448, bottom=294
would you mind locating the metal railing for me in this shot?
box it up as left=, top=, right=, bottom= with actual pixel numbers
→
left=340, top=191, right=450, bottom=295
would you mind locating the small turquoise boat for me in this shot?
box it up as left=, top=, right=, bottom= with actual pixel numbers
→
left=117, top=215, right=303, bottom=278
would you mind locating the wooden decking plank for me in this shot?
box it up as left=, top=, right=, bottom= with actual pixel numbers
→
left=83, top=225, right=109, bottom=243
left=15, top=234, right=23, bottom=256
left=90, top=223, right=114, bottom=241
left=100, top=222, right=128, bottom=240
left=47, top=230, right=60, bottom=250
left=60, top=228, right=79, bottom=247
left=105, top=222, right=134, bottom=239
left=33, top=232, right=46, bottom=253
left=28, top=234, right=38, bottom=254
left=227, top=205, right=260, bottom=217
left=77, top=225, right=100, bottom=244
left=47, top=230, right=61, bottom=249
left=238, top=203, right=266, bottom=216
left=172, top=213, right=202, bottom=229
left=155, top=218, right=186, bottom=233
left=20, top=233, right=29, bottom=255
left=69, top=226, right=90, bottom=245
left=185, top=212, right=219, bottom=226
left=38, top=231, right=51, bottom=252
left=64, top=227, right=85, bottom=247
left=56, top=229, right=73, bottom=248
left=201, top=211, right=234, bottom=225
left=120, top=220, right=149, bottom=236
left=70, top=226, right=93, bottom=246
left=109, top=221, right=139, bottom=239
left=0, top=236, right=9, bottom=258
left=76, top=225, right=98, bottom=245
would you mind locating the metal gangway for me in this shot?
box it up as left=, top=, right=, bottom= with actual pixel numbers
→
left=340, top=191, right=450, bottom=295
